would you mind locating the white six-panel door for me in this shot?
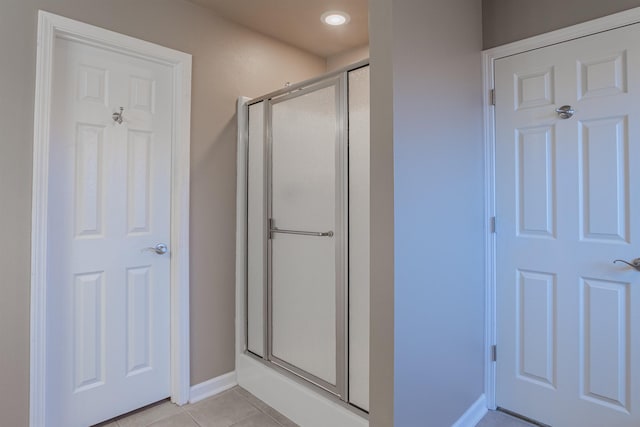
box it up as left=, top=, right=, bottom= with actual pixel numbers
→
left=47, top=37, right=172, bottom=427
left=495, top=23, right=640, bottom=426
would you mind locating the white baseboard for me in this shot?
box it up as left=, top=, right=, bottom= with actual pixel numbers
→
left=237, top=354, right=368, bottom=427
left=189, top=371, right=238, bottom=404
left=452, top=394, right=488, bottom=427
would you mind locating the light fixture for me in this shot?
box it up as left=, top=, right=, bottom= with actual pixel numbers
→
left=321, top=11, right=350, bottom=26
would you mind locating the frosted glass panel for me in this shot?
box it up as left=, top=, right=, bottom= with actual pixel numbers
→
left=271, top=86, right=336, bottom=231
left=348, top=65, right=370, bottom=411
left=247, top=102, right=266, bottom=356
left=270, top=84, right=338, bottom=385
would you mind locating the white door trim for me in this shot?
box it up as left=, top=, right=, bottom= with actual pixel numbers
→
left=30, top=11, right=192, bottom=426
left=483, top=6, right=640, bottom=410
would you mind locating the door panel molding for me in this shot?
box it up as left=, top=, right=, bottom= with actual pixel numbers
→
left=30, top=11, right=192, bottom=426
left=482, top=6, right=640, bottom=411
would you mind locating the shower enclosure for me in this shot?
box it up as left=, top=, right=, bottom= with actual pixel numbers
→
left=236, top=62, right=370, bottom=419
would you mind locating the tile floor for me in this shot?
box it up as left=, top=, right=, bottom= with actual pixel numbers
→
left=95, top=387, right=298, bottom=427
left=475, top=410, right=537, bottom=427
left=97, top=387, right=535, bottom=427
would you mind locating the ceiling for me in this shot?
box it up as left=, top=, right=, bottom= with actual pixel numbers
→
left=188, top=0, right=369, bottom=57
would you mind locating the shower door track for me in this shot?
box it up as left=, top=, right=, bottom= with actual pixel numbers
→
left=246, top=59, right=369, bottom=107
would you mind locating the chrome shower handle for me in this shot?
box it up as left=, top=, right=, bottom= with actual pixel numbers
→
left=268, top=219, right=333, bottom=239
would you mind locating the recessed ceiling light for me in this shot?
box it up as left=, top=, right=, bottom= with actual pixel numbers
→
left=321, top=11, right=351, bottom=26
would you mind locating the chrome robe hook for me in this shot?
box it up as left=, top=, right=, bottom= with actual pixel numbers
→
left=112, top=107, right=124, bottom=124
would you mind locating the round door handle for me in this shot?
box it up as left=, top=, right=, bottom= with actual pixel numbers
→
left=556, top=105, right=575, bottom=119
left=143, top=243, right=168, bottom=255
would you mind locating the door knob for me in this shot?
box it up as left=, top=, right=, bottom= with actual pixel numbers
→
left=555, top=105, right=575, bottom=119
left=613, top=258, right=640, bottom=271
left=143, top=243, right=168, bottom=255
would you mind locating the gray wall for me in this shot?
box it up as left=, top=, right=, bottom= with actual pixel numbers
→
left=392, top=0, right=485, bottom=423
left=483, top=0, right=640, bottom=48
left=0, top=1, right=325, bottom=425
left=370, top=0, right=484, bottom=427
left=368, top=0, right=395, bottom=425
left=370, top=0, right=485, bottom=425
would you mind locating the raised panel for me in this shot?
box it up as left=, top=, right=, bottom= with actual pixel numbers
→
left=74, top=272, right=105, bottom=392
left=515, top=68, right=554, bottom=110
left=130, top=76, right=156, bottom=113
left=75, top=124, right=105, bottom=238
left=126, top=267, right=152, bottom=376
left=127, top=131, right=152, bottom=234
left=516, top=126, right=556, bottom=238
left=516, top=270, right=556, bottom=388
left=579, top=117, right=628, bottom=243
left=78, top=65, right=108, bottom=105
left=579, top=51, right=627, bottom=99
left=580, top=278, right=630, bottom=412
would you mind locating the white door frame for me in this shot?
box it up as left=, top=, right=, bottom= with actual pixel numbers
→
left=483, top=6, right=640, bottom=411
left=30, top=11, right=192, bottom=426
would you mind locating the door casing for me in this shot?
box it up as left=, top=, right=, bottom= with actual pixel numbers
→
left=30, top=11, right=192, bottom=426
left=482, top=6, right=640, bottom=410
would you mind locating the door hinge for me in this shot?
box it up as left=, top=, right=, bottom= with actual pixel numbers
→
left=490, top=89, right=496, bottom=106
left=490, top=216, right=496, bottom=234
left=491, top=345, right=497, bottom=362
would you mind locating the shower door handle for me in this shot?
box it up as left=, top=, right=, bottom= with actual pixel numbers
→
left=268, top=219, right=333, bottom=238
left=270, top=228, right=334, bottom=238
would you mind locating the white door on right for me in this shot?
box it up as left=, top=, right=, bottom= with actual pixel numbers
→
left=495, top=23, right=640, bottom=427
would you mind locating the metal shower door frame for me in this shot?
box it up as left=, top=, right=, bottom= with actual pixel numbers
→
left=264, top=74, right=349, bottom=400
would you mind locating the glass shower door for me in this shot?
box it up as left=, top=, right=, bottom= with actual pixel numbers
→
left=268, top=76, right=347, bottom=396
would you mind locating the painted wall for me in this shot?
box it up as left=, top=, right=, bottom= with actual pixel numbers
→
left=368, top=0, right=395, bottom=424
left=326, top=45, right=370, bottom=71
left=483, top=0, right=640, bottom=48
left=370, top=0, right=485, bottom=425
left=0, top=1, right=325, bottom=425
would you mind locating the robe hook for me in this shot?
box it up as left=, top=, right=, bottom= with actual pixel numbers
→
left=112, top=107, right=124, bottom=124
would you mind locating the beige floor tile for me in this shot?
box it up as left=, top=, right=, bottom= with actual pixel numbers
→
left=232, top=386, right=253, bottom=400
left=235, top=389, right=271, bottom=413
left=117, top=401, right=184, bottom=427
left=186, top=390, right=261, bottom=427
left=229, top=413, right=281, bottom=427
left=234, top=388, right=298, bottom=427
left=260, top=407, right=299, bottom=427
left=147, top=412, right=200, bottom=427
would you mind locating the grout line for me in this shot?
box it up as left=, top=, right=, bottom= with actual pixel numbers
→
left=232, top=387, right=289, bottom=427
left=185, top=411, right=203, bottom=427
left=228, top=411, right=263, bottom=427
left=252, top=402, right=285, bottom=427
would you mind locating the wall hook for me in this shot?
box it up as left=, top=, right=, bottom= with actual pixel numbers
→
left=112, top=107, right=124, bottom=124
